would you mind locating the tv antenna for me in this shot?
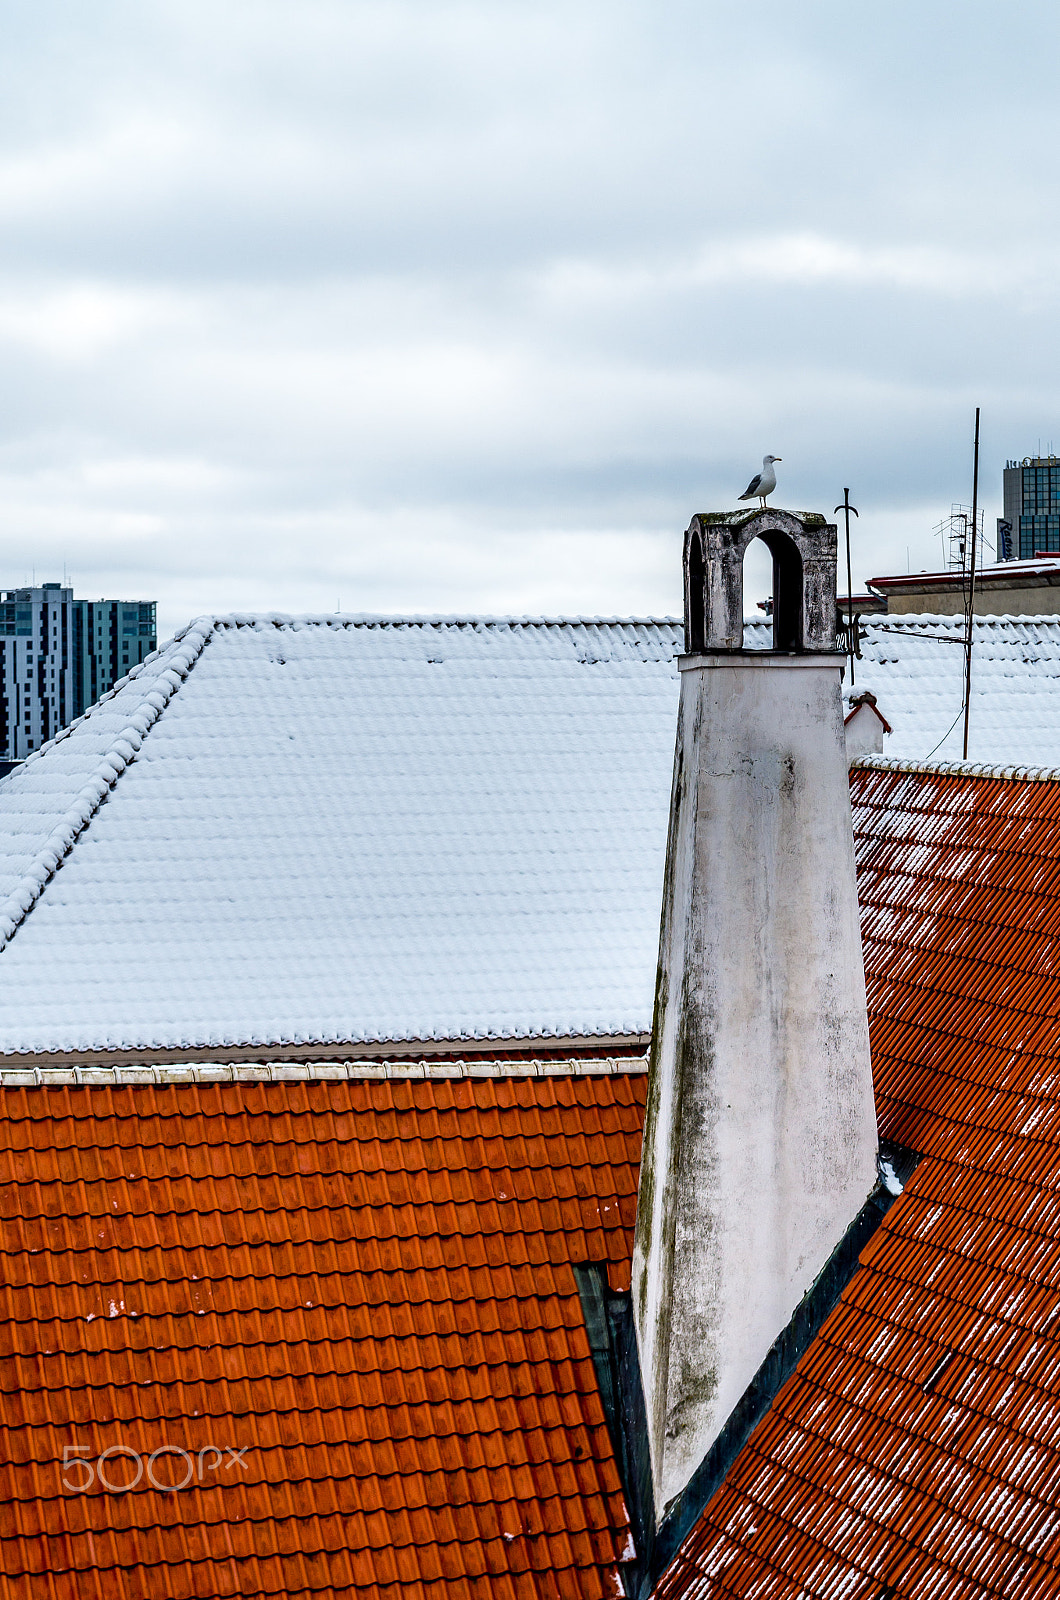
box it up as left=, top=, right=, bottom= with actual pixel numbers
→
left=962, top=407, right=981, bottom=761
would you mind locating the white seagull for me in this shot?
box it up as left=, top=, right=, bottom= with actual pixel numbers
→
left=739, top=454, right=781, bottom=508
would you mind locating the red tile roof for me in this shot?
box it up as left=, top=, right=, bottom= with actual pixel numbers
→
left=0, top=1072, right=644, bottom=1599
left=9, top=760, right=1060, bottom=1599
left=656, top=763, right=1060, bottom=1599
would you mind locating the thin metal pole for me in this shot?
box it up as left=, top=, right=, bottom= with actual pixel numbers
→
left=835, top=489, right=859, bottom=685
left=962, top=407, right=981, bottom=760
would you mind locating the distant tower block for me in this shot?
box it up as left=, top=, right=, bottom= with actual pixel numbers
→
left=632, top=507, right=878, bottom=1515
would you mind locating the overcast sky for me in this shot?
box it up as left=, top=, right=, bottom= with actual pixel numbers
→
left=2, top=0, right=1057, bottom=636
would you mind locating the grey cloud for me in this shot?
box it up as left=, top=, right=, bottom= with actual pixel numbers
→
left=0, top=0, right=1056, bottom=636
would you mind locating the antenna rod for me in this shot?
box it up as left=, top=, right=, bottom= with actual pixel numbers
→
left=834, top=488, right=859, bottom=686
left=962, top=406, right=981, bottom=760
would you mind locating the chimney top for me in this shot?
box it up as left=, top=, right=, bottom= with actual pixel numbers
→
left=684, top=506, right=839, bottom=656
left=691, top=508, right=828, bottom=528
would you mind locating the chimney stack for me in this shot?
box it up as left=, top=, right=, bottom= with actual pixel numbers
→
left=632, top=508, right=878, bottom=1515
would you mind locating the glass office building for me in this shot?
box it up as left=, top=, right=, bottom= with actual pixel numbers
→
left=1003, top=457, right=1060, bottom=559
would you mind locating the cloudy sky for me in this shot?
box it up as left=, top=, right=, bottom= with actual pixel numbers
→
left=2, top=0, right=1056, bottom=636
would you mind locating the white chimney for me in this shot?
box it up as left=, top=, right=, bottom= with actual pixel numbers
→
left=632, top=508, right=878, bottom=1516
left=845, top=690, right=892, bottom=763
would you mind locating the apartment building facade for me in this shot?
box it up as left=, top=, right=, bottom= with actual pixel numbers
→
left=0, top=584, right=157, bottom=761
left=74, top=597, right=158, bottom=721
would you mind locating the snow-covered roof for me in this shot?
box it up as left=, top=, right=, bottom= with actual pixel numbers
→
left=867, top=555, right=1060, bottom=590
left=4, top=609, right=1060, bottom=1059
left=849, top=614, right=1060, bottom=763
left=0, top=615, right=682, bottom=1056
left=747, top=613, right=1060, bottom=762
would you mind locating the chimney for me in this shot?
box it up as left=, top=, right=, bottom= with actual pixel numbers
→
left=845, top=690, right=892, bottom=764
left=632, top=507, right=878, bottom=1515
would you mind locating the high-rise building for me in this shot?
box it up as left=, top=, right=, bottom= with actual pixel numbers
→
left=72, top=598, right=158, bottom=721
left=1002, top=455, right=1060, bottom=559
left=0, top=585, right=157, bottom=762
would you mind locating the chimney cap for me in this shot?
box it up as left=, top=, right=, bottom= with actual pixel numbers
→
left=845, top=691, right=893, bottom=735
left=684, top=507, right=839, bottom=654
left=693, top=507, right=828, bottom=529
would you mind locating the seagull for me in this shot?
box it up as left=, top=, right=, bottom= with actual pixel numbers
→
left=738, top=454, right=781, bottom=508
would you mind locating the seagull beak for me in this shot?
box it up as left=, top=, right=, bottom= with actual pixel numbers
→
left=774, top=457, right=782, bottom=462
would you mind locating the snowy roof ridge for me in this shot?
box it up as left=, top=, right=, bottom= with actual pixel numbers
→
left=852, top=752, right=1060, bottom=783
left=867, top=612, right=1060, bottom=628
left=0, top=618, right=215, bottom=952
left=207, top=612, right=683, bottom=630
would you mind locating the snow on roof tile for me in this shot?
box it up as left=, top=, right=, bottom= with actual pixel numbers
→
left=6, top=765, right=1060, bottom=1598
left=0, top=615, right=682, bottom=1057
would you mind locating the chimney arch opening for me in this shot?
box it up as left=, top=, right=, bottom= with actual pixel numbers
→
left=757, top=530, right=803, bottom=651
left=685, top=529, right=706, bottom=654
left=741, top=539, right=774, bottom=648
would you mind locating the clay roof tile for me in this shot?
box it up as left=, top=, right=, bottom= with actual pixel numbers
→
left=657, top=766, right=1060, bottom=1600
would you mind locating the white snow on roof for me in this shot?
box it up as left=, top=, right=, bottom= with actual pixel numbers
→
left=2, top=609, right=1060, bottom=1058
left=747, top=613, right=1060, bottom=763
left=852, top=614, right=1060, bottom=764
left=0, top=616, right=682, bottom=1055
left=0, top=624, right=211, bottom=933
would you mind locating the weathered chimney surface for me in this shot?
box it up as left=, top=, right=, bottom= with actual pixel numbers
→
left=633, top=507, right=879, bottom=1515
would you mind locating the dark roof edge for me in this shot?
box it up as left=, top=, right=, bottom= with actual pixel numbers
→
left=844, top=692, right=893, bottom=735
left=852, top=753, right=1060, bottom=783
left=0, top=1032, right=650, bottom=1072
left=0, top=1053, right=649, bottom=1088
left=0, top=620, right=215, bottom=955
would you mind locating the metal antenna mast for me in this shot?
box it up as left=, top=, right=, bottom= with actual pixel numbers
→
left=962, top=407, right=981, bottom=761
left=835, top=488, right=859, bottom=685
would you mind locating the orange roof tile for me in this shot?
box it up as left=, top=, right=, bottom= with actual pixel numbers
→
left=0, top=1072, right=644, bottom=1599
left=656, top=764, right=1060, bottom=1599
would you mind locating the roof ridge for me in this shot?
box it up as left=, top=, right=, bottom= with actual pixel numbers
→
left=852, top=752, right=1060, bottom=783
left=206, top=612, right=684, bottom=629
left=0, top=619, right=215, bottom=953
left=866, top=612, right=1060, bottom=625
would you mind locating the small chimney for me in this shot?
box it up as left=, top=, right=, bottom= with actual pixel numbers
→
left=632, top=508, right=878, bottom=1514
left=845, top=690, right=892, bottom=763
